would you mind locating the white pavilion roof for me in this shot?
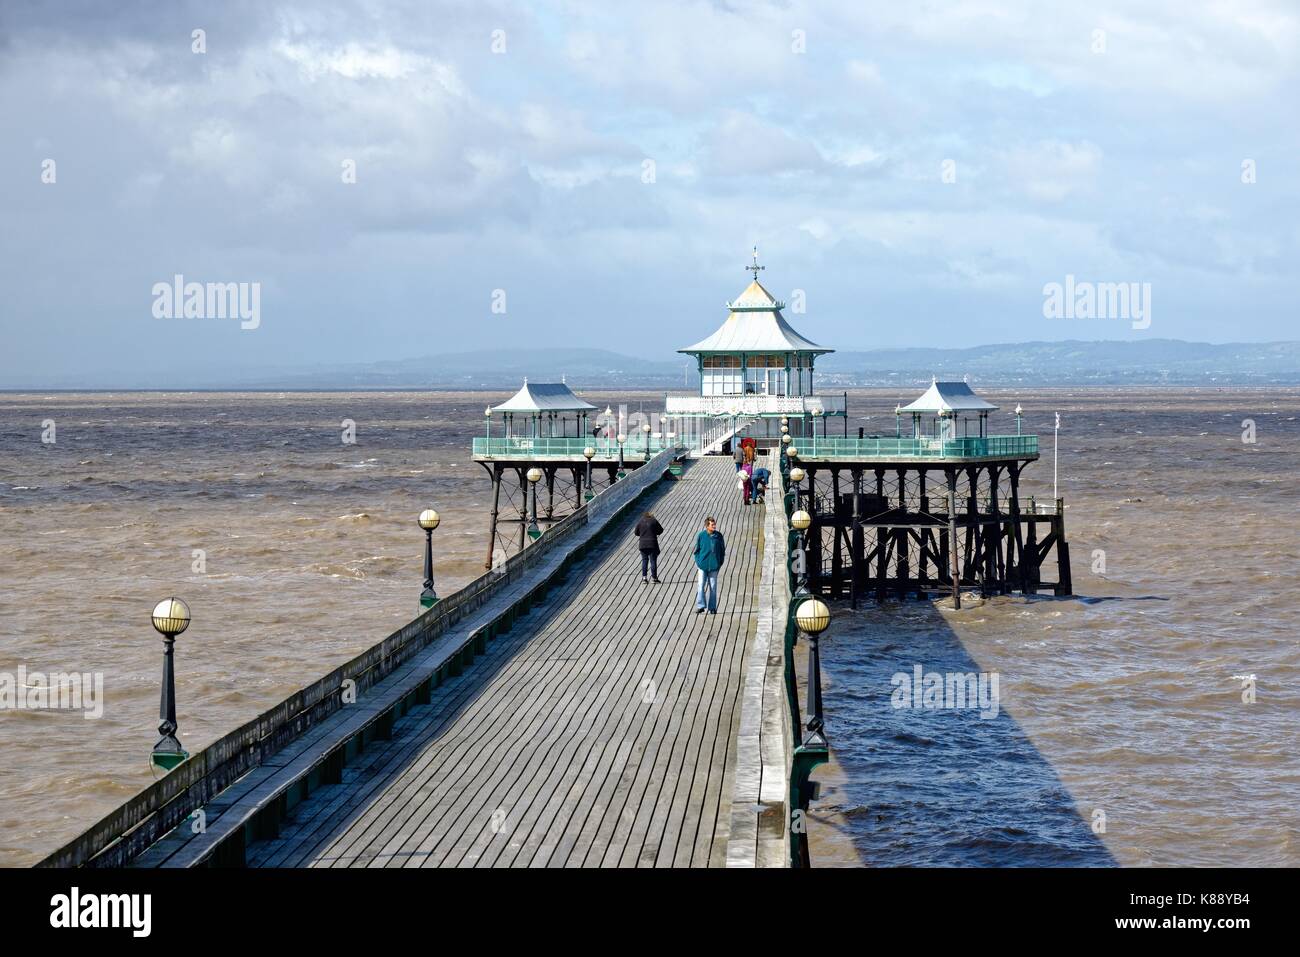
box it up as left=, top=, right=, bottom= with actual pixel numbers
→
left=491, top=380, right=597, bottom=414
left=900, top=380, right=998, bottom=414
left=679, top=279, right=831, bottom=356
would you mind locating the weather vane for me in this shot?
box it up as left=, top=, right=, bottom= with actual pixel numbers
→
left=746, top=246, right=764, bottom=281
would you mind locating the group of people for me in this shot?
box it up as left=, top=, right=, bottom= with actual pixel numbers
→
left=732, top=439, right=769, bottom=506
left=632, top=511, right=726, bottom=614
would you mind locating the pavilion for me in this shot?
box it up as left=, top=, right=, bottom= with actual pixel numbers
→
left=487, top=379, right=597, bottom=438
left=898, top=379, right=999, bottom=440
left=666, top=250, right=846, bottom=440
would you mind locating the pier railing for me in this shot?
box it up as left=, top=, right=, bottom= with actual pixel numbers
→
left=796, top=434, right=1038, bottom=460
left=472, top=436, right=681, bottom=459
left=39, top=449, right=679, bottom=868
left=665, top=393, right=847, bottom=417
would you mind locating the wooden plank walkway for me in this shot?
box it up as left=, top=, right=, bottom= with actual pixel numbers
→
left=242, top=456, right=762, bottom=868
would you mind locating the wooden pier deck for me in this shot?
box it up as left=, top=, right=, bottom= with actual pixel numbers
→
left=195, top=457, right=763, bottom=867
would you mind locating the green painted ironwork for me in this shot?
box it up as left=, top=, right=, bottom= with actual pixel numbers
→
left=797, top=433, right=1037, bottom=460
left=778, top=472, right=829, bottom=867
left=472, top=436, right=679, bottom=458
left=150, top=750, right=188, bottom=772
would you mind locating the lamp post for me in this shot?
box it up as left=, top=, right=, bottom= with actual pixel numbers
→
left=484, top=406, right=492, bottom=443
left=789, top=465, right=806, bottom=512
left=895, top=404, right=902, bottom=438
left=526, top=467, right=542, bottom=539
left=795, top=598, right=830, bottom=747
left=780, top=432, right=792, bottom=477
left=789, top=595, right=831, bottom=868
left=418, top=509, right=440, bottom=610
left=616, top=434, right=626, bottom=480
left=791, top=508, right=811, bottom=597
left=1015, top=403, right=1023, bottom=436
left=150, top=597, right=191, bottom=772
left=642, top=421, right=651, bottom=455
left=583, top=446, right=595, bottom=501
left=812, top=407, right=823, bottom=445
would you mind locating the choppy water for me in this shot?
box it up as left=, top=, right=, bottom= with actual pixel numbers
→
left=804, top=388, right=1300, bottom=867
left=0, top=388, right=1296, bottom=867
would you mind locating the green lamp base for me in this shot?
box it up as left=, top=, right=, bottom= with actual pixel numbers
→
left=150, top=749, right=189, bottom=772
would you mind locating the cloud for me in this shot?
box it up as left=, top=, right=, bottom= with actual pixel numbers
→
left=0, top=0, right=1296, bottom=384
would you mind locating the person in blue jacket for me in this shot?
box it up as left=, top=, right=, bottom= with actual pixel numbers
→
left=692, top=516, right=726, bottom=615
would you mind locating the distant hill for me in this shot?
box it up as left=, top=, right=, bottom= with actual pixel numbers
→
left=237, top=348, right=692, bottom=390
left=815, top=339, right=1300, bottom=387
left=246, top=340, right=1299, bottom=389
left=8, top=340, right=1296, bottom=390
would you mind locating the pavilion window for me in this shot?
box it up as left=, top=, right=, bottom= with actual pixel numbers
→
left=702, top=354, right=741, bottom=396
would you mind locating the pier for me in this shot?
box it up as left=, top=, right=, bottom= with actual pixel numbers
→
left=39, top=452, right=805, bottom=868
left=36, top=258, right=1066, bottom=870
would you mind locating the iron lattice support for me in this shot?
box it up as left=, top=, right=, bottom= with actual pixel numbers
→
left=800, top=460, right=1071, bottom=602
left=477, top=460, right=621, bottom=569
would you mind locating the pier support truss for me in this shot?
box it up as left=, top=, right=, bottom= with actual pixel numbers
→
left=477, top=460, right=621, bottom=569
left=796, top=460, right=1071, bottom=606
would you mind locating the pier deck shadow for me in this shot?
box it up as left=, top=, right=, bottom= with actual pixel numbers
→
left=804, top=598, right=1116, bottom=867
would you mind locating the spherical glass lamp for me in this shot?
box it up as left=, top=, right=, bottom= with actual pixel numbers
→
left=526, top=467, right=542, bottom=483
left=790, top=509, right=811, bottom=530
left=583, top=446, right=595, bottom=460
left=418, top=509, right=440, bottom=530
left=789, top=466, right=805, bottom=483
left=795, top=598, right=830, bottom=635
left=151, top=598, right=191, bottom=638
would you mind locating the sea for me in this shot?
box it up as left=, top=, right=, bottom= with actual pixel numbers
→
left=0, top=388, right=1296, bottom=867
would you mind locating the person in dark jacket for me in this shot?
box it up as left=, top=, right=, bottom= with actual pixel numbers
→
left=633, top=511, right=664, bottom=583
left=732, top=444, right=744, bottom=471
left=692, top=516, right=726, bottom=614
left=739, top=463, right=753, bottom=506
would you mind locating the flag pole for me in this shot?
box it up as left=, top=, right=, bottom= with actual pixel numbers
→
left=1053, top=411, right=1060, bottom=501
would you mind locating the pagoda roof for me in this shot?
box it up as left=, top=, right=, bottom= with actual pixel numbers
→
left=899, top=379, right=998, bottom=414
left=490, top=380, right=597, bottom=414
left=679, top=278, right=831, bottom=356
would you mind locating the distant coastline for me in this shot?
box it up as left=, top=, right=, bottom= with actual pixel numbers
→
left=4, top=339, right=1297, bottom=391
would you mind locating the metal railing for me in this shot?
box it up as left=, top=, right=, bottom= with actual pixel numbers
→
left=665, top=393, right=847, bottom=416
left=794, top=434, right=1038, bottom=460
left=471, top=436, right=681, bottom=458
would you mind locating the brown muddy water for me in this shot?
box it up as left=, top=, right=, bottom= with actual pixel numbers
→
left=0, top=388, right=1296, bottom=867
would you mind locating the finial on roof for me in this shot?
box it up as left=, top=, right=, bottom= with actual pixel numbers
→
left=523, top=376, right=528, bottom=385
left=931, top=375, right=937, bottom=385
left=746, top=246, right=765, bottom=282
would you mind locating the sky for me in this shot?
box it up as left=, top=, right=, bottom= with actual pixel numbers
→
left=1, top=0, right=1297, bottom=385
